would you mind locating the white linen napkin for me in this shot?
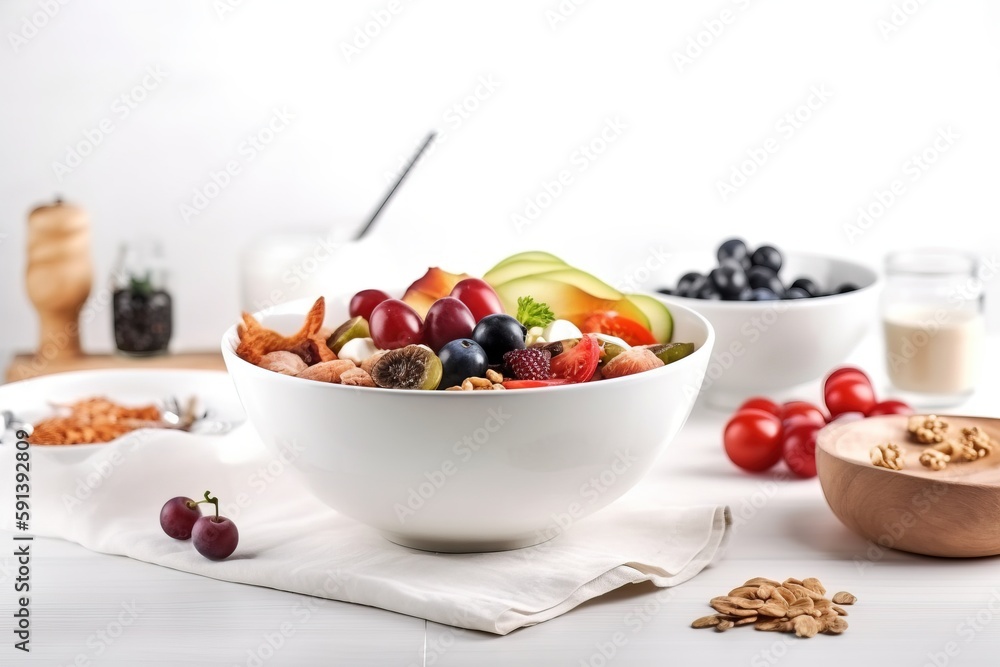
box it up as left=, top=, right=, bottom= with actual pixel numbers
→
left=1, top=427, right=730, bottom=635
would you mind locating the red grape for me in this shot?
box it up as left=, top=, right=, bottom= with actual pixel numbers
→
left=738, top=396, right=781, bottom=417
left=782, top=421, right=819, bottom=478
left=369, top=299, right=423, bottom=349
left=866, top=399, right=913, bottom=417
left=159, top=496, right=201, bottom=540
left=450, top=278, right=504, bottom=322
left=723, top=408, right=783, bottom=473
left=192, top=516, right=239, bottom=560
left=349, top=289, right=392, bottom=321
left=422, top=297, right=476, bottom=352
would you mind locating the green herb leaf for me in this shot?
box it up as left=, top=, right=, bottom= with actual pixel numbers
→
left=516, top=296, right=556, bottom=329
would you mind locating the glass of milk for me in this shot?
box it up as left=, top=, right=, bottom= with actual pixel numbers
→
left=882, top=249, right=985, bottom=407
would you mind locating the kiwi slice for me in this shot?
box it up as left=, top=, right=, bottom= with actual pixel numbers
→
left=644, top=342, right=695, bottom=365
left=371, top=345, right=442, bottom=390
left=327, top=316, right=370, bottom=354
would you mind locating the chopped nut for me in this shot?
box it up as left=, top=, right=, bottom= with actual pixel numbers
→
left=831, top=591, right=857, bottom=605
left=492, top=383, right=506, bottom=390
left=339, top=367, right=376, bottom=387
left=258, top=351, right=308, bottom=375
left=461, top=379, right=474, bottom=391
left=919, top=448, right=950, bottom=471
left=959, top=426, right=994, bottom=458
left=469, top=377, right=493, bottom=389
left=908, top=414, right=948, bottom=444
left=793, top=615, right=821, bottom=638
left=822, top=617, right=849, bottom=634
left=755, top=618, right=794, bottom=632
left=871, top=443, right=904, bottom=470
left=691, top=615, right=721, bottom=629
left=485, top=369, right=503, bottom=384
left=802, top=578, right=826, bottom=596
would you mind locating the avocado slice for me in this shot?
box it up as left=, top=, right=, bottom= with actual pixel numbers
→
left=484, top=259, right=570, bottom=286
left=624, top=293, right=674, bottom=343
left=494, top=275, right=650, bottom=329
left=488, top=251, right=566, bottom=271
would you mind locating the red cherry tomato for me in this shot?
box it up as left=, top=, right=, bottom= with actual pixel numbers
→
left=501, top=379, right=570, bottom=389
left=782, top=421, right=819, bottom=478
left=550, top=334, right=601, bottom=383
left=780, top=401, right=827, bottom=426
left=369, top=299, right=423, bottom=349
left=824, top=374, right=876, bottom=417
left=349, top=289, right=392, bottom=321
left=450, top=279, right=505, bottom=322
left=824, top=366, right=872, bottom=388
left=723, top=408, right=784, bottom=473
left=866, top=399, right=913, bottom=417
left=738, top=396, right=781, bottom=417
left=580, top=311, right=658, bottom=346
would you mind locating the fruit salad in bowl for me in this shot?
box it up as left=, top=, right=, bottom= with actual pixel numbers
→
left=221, top=253, right=715, bottom=552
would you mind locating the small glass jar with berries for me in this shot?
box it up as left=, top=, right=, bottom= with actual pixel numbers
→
left=111, top=239, right=173, bottom=355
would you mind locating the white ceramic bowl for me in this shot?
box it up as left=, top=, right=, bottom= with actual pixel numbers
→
left=651, top=252, right=879, bottom=407
left=221, top=294, right=715, bottom=553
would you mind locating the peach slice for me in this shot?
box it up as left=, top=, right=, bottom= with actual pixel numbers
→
left=402, top=267, right=472, bottom=317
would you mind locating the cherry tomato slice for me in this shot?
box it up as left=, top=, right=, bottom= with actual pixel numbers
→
left=866, top=399, right=913, bottom=417
left=501, top=379, right=571, bottom=389
left=580, top=312, right=657, bottom=346
left=550, top=334, right=601, bottom=383
left=738, top=396, right=781, bottom=417
left=723, top=408, right=783, bottom=473
left=780, top=400, right=827, bottom=426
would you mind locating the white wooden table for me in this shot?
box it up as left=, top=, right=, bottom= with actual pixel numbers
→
left=5, top=335, right=1000, bottom=666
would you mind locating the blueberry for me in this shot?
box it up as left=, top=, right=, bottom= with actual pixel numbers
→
left=747, top=266, right=784, bottom=296
left=717, top=238, right=749, bottom=265
left=656, top=287, right=674, bottom=296
left=784, top=287, right=811, bottom=300
left=835, top=283, right=859, bottom=294
left=437, top=339, right=489, bottom=390
left=696, top=283, right=722, bottom=300
left=750, top=245, right=782, bottom=273
left=471, top=314, right=525, bottom=364
left=734, top=287, right=754, bottom=301
left=751, top=287, right=780, bottom=301
left=709, top=260, right=748, bottom=299
left=790, top=277, right=820, bottom=297
left=680, top=273, right=708, bottom=297
left=676, top=271, right=704, bottom=294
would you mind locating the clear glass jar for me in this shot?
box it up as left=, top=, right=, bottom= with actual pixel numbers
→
left=881, top=249, right=984, bottom=406
left=111, top=239, right=173, bottom=355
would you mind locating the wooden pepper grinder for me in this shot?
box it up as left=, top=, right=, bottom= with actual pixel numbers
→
left=25, top=197, right=93, bottom=360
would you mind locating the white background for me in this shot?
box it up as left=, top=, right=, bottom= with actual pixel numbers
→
left=1, top=0, right=999, bottom=357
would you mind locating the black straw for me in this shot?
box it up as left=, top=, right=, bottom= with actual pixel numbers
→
left=354, top=131, right=437, bottom=240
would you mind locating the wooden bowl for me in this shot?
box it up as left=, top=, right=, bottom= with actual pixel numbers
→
left=816, top=414, right=1000, bottom=558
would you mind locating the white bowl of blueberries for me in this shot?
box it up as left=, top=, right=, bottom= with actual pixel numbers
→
left=652, top=239, right=879, bottom=406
